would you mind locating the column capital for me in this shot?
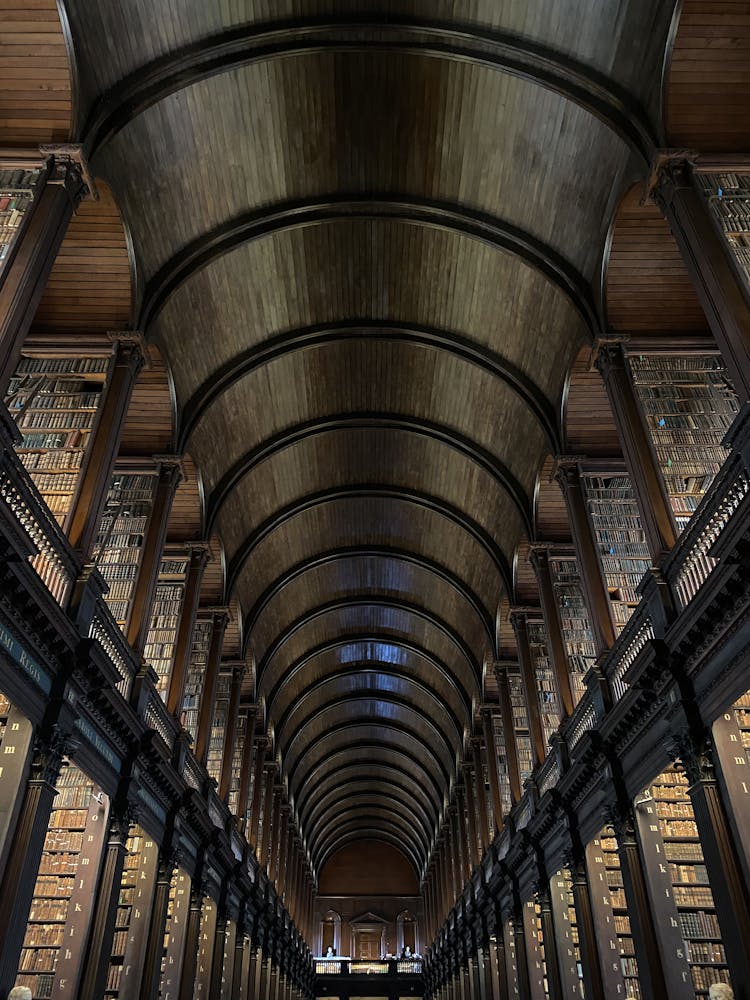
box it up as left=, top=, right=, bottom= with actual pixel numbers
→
left=592, top=336, right=628, bottom=379
left=644, top=148, right=699, bottom=207
left=39, top=142, right=97, bottom=201
left=153, top=453, right=186, bottom=482
left=107, top=330, right=150, bottom=370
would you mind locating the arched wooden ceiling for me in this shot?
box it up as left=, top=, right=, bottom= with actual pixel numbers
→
left=57, top=0, right=679, bottom=875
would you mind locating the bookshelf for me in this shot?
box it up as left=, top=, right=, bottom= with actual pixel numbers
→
left=507, top=670, right=534, bottom=785
left=160, top=869, right=191, bottom=1000
left=181, top=618, right=215, bottom=743
left=628, top=353, right=739, bottom=530
left=93, top=473, right=157, bottom=631
left=549, top=869, right=583, bottom=997
left=143, top=553, right=189, bottom=700
left=581, top=473, right=651, bottom=633
left=5, top=356, right=109, bottom=528
left=0, top=167, right=41, bottom=273
left=694, top=171, right=750, bottom=288
left=729, top=689, right=750, bottom=751
left=194, top=896, right=218, bottom=998
left=648, top=766, right=731, bottom=997
left=525, top=622, right=561, bottom=748
left=589, top=827, right=641, bottom=998
left=206, top=671, right=231, bottom=786
left=227, top=709, right=246, bottom=815
left=491, top=712, right=513, bottom=817
left=105, top=825, right=159, bottom=998
left=15, top=762, right=108, bottom=1000
left=548, top=555, right=595, bottom=702
left=522, top=899, right=549, bottom=1000
left=503, top=918, right=522, bottom=999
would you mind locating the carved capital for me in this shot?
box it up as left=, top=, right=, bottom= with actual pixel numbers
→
left=107, top=331, right=150, bottom=372
left=552, top=455, right=585, bottom=492
left=153, top=454, right=185, bottom=489
left=39, top=142, right=95, bottom=203
left=592, top=338, right=627, bottom=380
left=666, top=729, right=716, bottom=786
left=603, top=799, right=636, bottom=845
left=29, top=729, right=72, bottom=785
left=644, top=148, right=700, bottom=209
left=187, top=541, right=212, bottom=569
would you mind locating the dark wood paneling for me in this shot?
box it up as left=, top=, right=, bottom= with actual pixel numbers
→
left=666, top=0, right=750, bottom=152
left=319, top=840, right=420, bottom=895
left=0, top=0, right=71, bottom=145
left=564, top=347, right=620, bottom=456
left=119, top=347, right=174, bottom=456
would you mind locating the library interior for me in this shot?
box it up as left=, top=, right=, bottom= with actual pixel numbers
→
left=1, top=2, right=750, bottom=1000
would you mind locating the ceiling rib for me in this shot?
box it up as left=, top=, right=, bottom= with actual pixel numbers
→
left=316, top=827, right=423, bottom=876
left=177, top=321, right=561, bottom=453
left=229, top=486, right=514, bottom=606
left=308, top=801, right=432, bottom=864
left=80, top=16, right=656, bottom=161
left=139, top=197, right=597, bottom=332
left=301, top=770, right=439, bottom=830
left=246, top=547, right=495, bottom=649
left=206, top=414, right=533, bottom=536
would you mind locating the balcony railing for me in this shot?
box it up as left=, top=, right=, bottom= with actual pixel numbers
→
left=314, top=957, right=423, bottom=976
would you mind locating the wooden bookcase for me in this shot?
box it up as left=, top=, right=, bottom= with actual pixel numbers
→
left=5, top=356, right=109, bottom=527
left=143, top=552, right=189, bottom=699
left=181, top=618, right=214, bottom=743
left=548, top=554, right=595, bottom=703
left=206, top=671, right=231, bottom=787
left=490, top=711, right=514, bottom=817
left=93, top=473, right=157, bottom=631
left=580, top=473, right=651, bottom=633
left=194, top=897, right=218, bottom=998
left=628, top=352, right=739, bottom=531
left=502, top=918, right=522, bottom=999
left=0, top=167, right=41, bottom=273
left=15, top=762, right=109, bottom=1000
left=694, top=171, right=750, bottom=289
left=507, top=670, right=534, bottom=785
left=590, top=828, right=641, bottom=998
left=522, top=899, right=549, bottom=1000
left=549, top=869, right=583, bottom=996
left=648, top=767, right=731, bottom=996
left=525, top=622, right=561, bottom=749
left=160, top=869, right=191, bottom=1000
left=227, top=709, right=246, bottom=815
left=105, top=825, right=159, bottom=998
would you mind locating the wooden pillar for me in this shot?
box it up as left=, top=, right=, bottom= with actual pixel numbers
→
left=554, top=461, right=617, bottom=654
left=471, top=738, right=490, bottom=851
left=235, top=708, right=256, bottom=830
left=231, top=924, right=247, bottom=1000
left=494, top=664, right=523, bottom=803
left=547, top=871, right=582, bottom=998
left=652, top=157, right=750, bottom=402
left=259, top=767, right=277, bottom=867
left=77, top=811, right=131, bottom=1000
left=166, top=543, right=210, bottom=715
left=510, top=614, right=546, bottom=767
left=248, top=741, right=269, bottom=853
left=140, top=852, right=176, bottom=1000
left=66, top=333, right=147, bottom=558
left=463, top=765, right=481, bottom=869
left=481, top=708, right=504, bottom=835
left=528, top=546, right=575, bottom=716
left=595, top=341, right=678, bottom=560
left=126, top=457, right=184, bottom=653
left=0, top=151, right=88, bottom=395
left=582, top=841, right=627, bottom=998
left=450, top=804, right=465, bottom=890
left=219, top=664, right=245, bottom=801
left=678, top=731, right=750, bottom=996
left=277, top=810, right=291, bottom=897
left=536, top=889, right=563, bottom=1000
left=0, top=735, right=65, bottom=996
left=195, top=610, right=230, bottom=766
left=511, top=906, right=533, bottom=1000
left=179, top=882, right=205, bottom=1000
left=210, top=913, right=229, bottom=999
left=268, top=789, right=283, bottom=882
left=492, top=912, right=510, bottom=1000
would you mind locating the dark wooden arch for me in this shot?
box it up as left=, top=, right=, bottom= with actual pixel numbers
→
left=246, top=547, right=495, bottom=651
left=312, top=814, right=427, bottom=872
left=138, top=196, right=597, bottom=333
left=283, top=697, right=457, bottom=786
left=178, top=321, right=560, bottom=453
left=295, top=747, right=445, bottom=822
left=229, top=486, right=513, bottom=605
left=261, top=633, right=476, bottom=723
left=300, top=767, right=439, bottom=831
left=317, top=827, right=423, bottom=878
left=257, top=595, right=481, bottom=690
left=266, top=660, right=470, bottom=742
left=206, top=413, right=533, bottom=537
left=80, top=16, right=656, bottom=162
left=287, top=724, right=450, bottom=804
left=306, top=785, right=435, bottom=846
left=308, top=800, right=432, bottom=866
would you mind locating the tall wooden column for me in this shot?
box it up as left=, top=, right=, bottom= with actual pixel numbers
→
left=481, top=708, right=504, bottom=835
left=471, top=738, right=490, bottom=851
left=219, top=664, right=245, bottom=802
left=259, top=766, right=277, bottom=867
left=675, top=729, right=750, bottom=994
left=178, top=881, right=205, bottom=1000
left=247, top=738, right=269, bottom=852
left=66, top=333, right=147, bottom=559
left=450, top=804, right=465, bottom=890
left=268, top=786, right=282, bottom=879
left=140, top=850, right=177, bottom=1000
left=0, top=151, right=89, bottom=395
left=510, top=614, right=546, bottom=767
left=126, top=457, right=183, bottom=653
left=595, top=342, right=678, bottom=561
left=0, top=733, right=66, bottom=996
left=462, top=769, right=481, bottom=869
left=554, top=461, right=616, bottom=654
left=195, top=610, right=230, bottom=766
left=528, top=546, right=575, bottom=716
left=494, top=664, right=523, bottom=804
left=166, top=543, right=210, bottom=715
left=536, top=888, right=563, bottom=1000
left=582, top=841, right=627, bottom=998
left=547, top=871, right=582, bottom=998
left=652, top=157, right=750, bottom=401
